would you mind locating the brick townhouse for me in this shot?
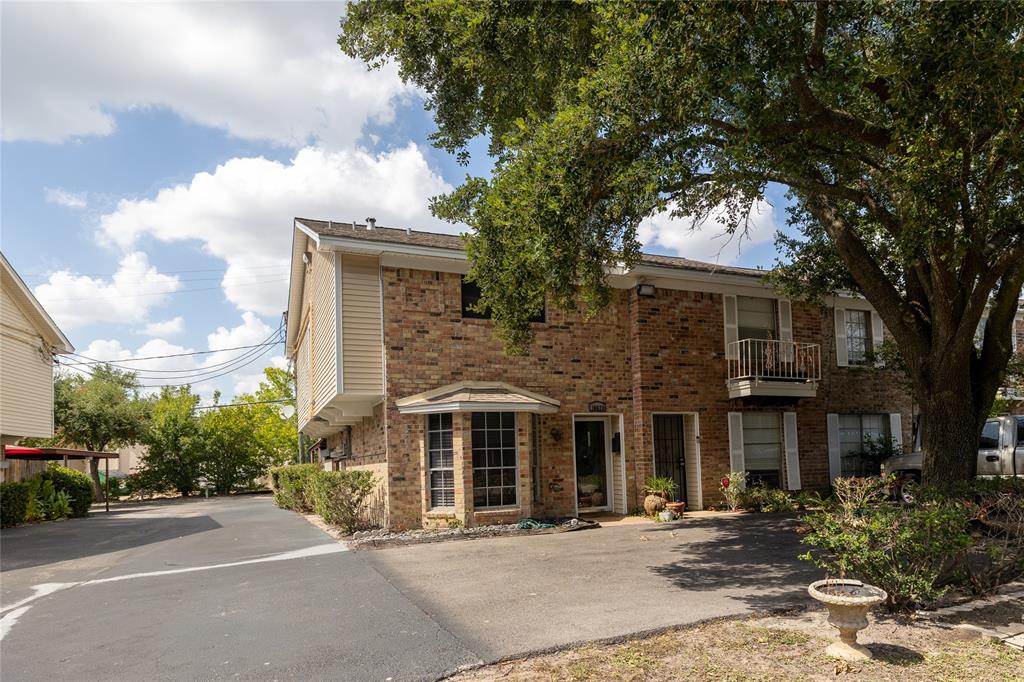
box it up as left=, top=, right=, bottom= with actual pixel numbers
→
left=285, top=217, right=1018, bottom=531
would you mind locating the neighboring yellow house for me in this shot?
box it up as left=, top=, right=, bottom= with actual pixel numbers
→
left=1, top=252, right=74, bottom=481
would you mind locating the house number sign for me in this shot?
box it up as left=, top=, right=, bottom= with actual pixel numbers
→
left=588, top=400, right=607, bottom=413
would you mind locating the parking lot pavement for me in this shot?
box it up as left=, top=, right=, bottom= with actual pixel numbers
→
left=364, top=512, right=819, bottom=660
left=1, top=496, right=479, bottom=681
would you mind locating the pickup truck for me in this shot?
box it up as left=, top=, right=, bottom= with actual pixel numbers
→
left=881, top=414, right=1024, bottom=502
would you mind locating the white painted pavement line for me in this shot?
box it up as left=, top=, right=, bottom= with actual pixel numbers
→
left=0, top=542, right=346, bottom=642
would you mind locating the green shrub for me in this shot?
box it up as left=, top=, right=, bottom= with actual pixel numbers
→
left=644, top=476, right=678, bottom=499
left=800, top=477, right=972, bottom=611
left=269, top=463, right=321, bottom=512
left=307, top=469, right=377, bottom=533
left=719, top=471, right=746, bottom=511
left=738, top=485, right=796, bottom=513
left=48, top=490, right=72, bottom=520
left=0, top=481, right=31, bottom=527
left=42, top=465, right=94, bottom=517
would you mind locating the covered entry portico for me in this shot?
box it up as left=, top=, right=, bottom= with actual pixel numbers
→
left=396, top=381, right=559, bottom=528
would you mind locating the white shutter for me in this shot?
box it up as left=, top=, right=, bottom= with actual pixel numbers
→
left=871, top=312, right=885, bottom=366
left=727, top=412, right=745, bottom=474
left=783, top=412, right=801, bottom=490
left=778, top=299, right=794, bottom=362
left=826, top=413, right=841, bottom=481
left=889, top=413, right=903, bottom=450
left=723, top=294, right=739, bottom=360
left=834, top=307, right=849, bottom=367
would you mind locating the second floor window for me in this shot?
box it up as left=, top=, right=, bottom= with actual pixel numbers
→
left=846, top=309, right=871, bottom=365
left=737, top=296, right=777, bottom=341
left=461, top=277, right=545, bottom=323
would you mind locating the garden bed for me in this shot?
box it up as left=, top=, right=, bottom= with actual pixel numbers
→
left=348, top=517, right=600, bottom=550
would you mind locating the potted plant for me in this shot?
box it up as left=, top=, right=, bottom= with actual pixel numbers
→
left=643, top=476, right=678, bottom=516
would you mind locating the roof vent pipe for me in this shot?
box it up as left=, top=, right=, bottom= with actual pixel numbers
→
left=366, top=216, right=376, bottom=230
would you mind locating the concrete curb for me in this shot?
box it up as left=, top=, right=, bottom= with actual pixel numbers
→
left=916, top=582, right=1024, bottom=650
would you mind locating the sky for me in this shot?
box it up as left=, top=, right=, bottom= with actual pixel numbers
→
left=1, top=1, right=790, bottom=403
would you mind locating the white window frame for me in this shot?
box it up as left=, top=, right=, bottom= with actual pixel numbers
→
left=427, top=413, right=455, bottom=509
left=846, top=309, right=872, bottom=366
left=471, top=412, right=519, bottom=509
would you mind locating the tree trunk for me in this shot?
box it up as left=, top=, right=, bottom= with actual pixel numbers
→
left=88, top=458, right=105, bottom=501
left=919, top=392, right=980, bottom=484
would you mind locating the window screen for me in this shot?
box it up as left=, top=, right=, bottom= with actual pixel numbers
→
left=742, top=412, right=783, bottom=488
left=838, top=414, right=889, bottom=477
left=736, top=296, right=777, bottom=341
left=427, top=413, right=454, bottom=508
left=472, top=412, right=518, bottom=508
left=846, top=310, right=871, bottom=365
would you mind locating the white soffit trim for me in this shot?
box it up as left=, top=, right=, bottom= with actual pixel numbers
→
left=397, top=401, right=560, bottom=415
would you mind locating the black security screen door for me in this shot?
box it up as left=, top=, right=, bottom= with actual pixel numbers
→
left=653, top=414, right=686, bottom=503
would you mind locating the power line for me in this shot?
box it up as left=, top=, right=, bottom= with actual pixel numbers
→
left=61, top=333, right=284, bottom=366
left=63, top=338, right=283, bottom=381
left=194, top=399, right=290, bottom=410
left=23, top=263, right=290, bottom=278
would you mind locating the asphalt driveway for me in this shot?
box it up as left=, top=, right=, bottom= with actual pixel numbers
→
left=1, top=495, right=477, bottom=681
left=364, top=513, right=819, bottom=660
left=1, top=497, right=817, bottom=680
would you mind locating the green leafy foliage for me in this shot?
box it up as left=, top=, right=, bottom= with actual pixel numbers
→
left=307, top=469, right=378, bottom=534
left=0, top=481, right=30, bottom=527
left=47, top=490, right=72, bottom=521
left=737, top=485, right=797, bottom=513
left=42, top=465, right=94, bottom=517
left=139, top=386, right=204, bottom=496
left=643, top=476, right=678, bottom=498
left=51, top=365, right=149, bottom=497
left=269, top=463, right=321, bottom=512
left=801, top=477, right=973, bottom=610
left=719, top=471, right=746, bottom=511
left=341, top=1, right=1024, bottom=483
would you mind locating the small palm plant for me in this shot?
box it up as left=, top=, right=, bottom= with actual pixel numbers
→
left=643, top=476, right=679, bottom=515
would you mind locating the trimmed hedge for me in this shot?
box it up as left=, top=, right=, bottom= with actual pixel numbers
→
left=307, top=469, right=377, bottom=533
left=1, top=481, right=31, bottom=527
left=42, top=465, right=94, bottom=517
left=269, top=463, right=321, bottom=512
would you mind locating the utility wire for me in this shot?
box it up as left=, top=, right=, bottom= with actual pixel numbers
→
left=61, top=329, right=284, bottom=366
left=193, top=399, right=290, bottom=410
left=23, top=263, right=290, bottom=278
left=41, top=277, right=288, bottom=302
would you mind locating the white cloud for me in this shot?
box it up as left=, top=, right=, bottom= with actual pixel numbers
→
left=33, top=252, right=181, bottom=330
left=70, top=313, right=285, bottom=401
left=45, top=187, right=88, bottom=209
left=638, top=199, right=778, bottom=265
left=141, top=316, right=185, bottom=337
left=1, top=2, right=413, bottom=147
left=99, top=145, right=454, bottom=316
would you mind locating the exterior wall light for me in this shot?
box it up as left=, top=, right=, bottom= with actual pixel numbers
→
left=637, top=283, right=656, bottom=297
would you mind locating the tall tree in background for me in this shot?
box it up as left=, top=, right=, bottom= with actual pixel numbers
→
left=139, top=386, right=203, bottom=496
left=342, top=1, right=1024, bottom=484
left=53, top=365, right=149, bottom=498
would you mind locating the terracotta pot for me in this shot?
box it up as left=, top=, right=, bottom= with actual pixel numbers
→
left=807, top=579, right=887, bottom=662
left=666, top=501, right=686, bottom=515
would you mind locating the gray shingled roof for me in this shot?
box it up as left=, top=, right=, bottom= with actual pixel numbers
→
left=296, top=218, right=768, bottom=279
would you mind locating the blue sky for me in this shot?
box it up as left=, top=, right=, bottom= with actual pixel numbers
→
left=1, top=1, right=787, bottom=401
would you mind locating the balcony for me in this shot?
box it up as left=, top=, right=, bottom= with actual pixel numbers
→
left=727, top=338, right=821, bottom=399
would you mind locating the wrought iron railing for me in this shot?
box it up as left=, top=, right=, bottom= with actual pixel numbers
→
left=727, top=338, right=821, bottom=383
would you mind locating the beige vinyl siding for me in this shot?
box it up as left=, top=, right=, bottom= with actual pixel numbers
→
left=309, top=249, right=339, bottom=409
left=295, top=322, right=312, bottom=427
left=0, top=287, right=55, bottom=439
left=340, top=254, right=383, bottom=393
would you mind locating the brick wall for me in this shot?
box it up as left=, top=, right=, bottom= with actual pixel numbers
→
left=363, top=266, right=915, bottom=528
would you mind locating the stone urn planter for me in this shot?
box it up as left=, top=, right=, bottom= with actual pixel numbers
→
left=807, top=578, right=887, bottom=662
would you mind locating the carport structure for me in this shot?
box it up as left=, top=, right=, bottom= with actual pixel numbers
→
left=1, top=445, right=120, bottom=510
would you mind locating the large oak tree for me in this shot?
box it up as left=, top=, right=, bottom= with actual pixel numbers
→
left=342, top=1, right=1024, bottom=484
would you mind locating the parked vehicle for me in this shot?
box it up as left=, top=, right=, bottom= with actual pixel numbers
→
left=882, top=415, right=1024, bottom=502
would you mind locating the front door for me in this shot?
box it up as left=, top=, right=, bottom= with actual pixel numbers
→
left=575, top=418, right=611, bottom=511
left=653, top=414, right=686, bottom=503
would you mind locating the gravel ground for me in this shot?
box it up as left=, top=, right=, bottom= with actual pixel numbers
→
left=346, top=518, right=598, bottom=550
